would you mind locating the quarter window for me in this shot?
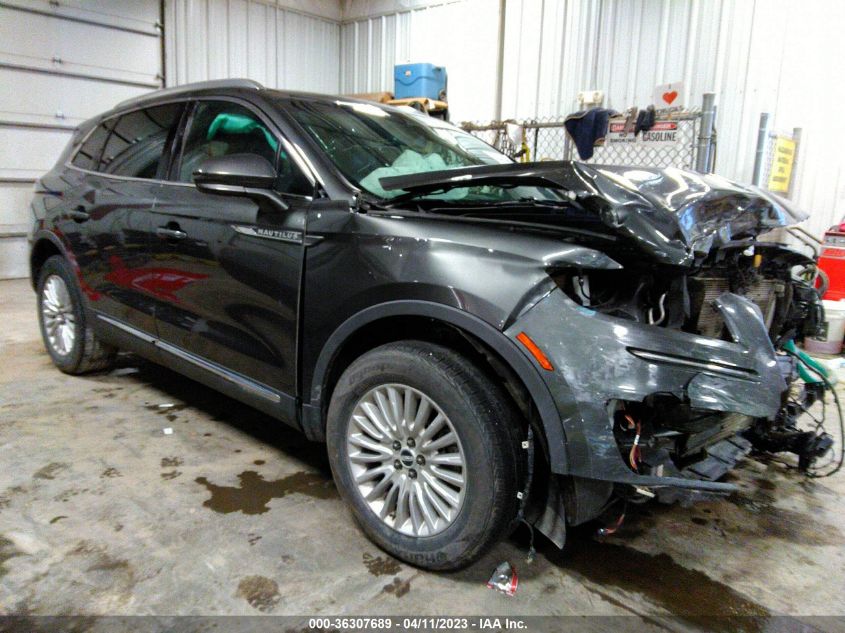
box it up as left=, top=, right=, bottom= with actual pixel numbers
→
left=71, top=122, right=111, bottom=171
left=99, top=103, right=183, bottom=178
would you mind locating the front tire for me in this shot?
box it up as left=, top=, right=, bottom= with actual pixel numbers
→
left=37, top=255, right=115, bottom=374
left=326, top=341, right=522, bottom=570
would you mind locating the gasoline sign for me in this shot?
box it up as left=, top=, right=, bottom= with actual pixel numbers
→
left=767, top=136, right=796, bottom=194
left=605, top=120, right=679, bottom=147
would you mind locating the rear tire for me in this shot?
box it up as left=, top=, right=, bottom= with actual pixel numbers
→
left=326, top=341, right=522, bottom=571
left=37, top=255, right=116, bottom=374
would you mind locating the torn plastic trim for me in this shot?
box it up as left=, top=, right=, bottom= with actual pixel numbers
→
left=506, top=287, right=787, bottom=481
left=605, top=474, right=738, bottom=493
left=627, top=348, right=758, bottom=380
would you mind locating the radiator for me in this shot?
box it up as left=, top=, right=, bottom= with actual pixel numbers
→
left=695, top=277, right=782, bottom=338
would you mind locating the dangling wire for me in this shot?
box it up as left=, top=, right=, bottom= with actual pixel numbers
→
left=781, top=348, right=844, bottom=478
left=597, top=499, right=627, bottom=536
left=624, top=414, right=641, bottom=472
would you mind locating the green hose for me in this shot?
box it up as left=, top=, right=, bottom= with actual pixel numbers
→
left=784, top=339, right=828, bottom=384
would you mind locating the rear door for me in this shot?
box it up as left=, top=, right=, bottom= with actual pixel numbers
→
left=65, top=102, right=185, bottom=335
left=149, top=99, right=313, bottom=416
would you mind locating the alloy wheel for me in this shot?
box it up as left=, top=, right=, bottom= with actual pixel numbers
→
left=41, top=274, right=76, bottom=357
left=345, top=383, right=466, bottom=537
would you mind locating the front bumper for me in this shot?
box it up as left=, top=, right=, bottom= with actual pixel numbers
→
left=507, top=289, right=786, bottom=489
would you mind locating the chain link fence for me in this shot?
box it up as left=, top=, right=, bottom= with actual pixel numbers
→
left=459, top=118, right=571, bottom=162
left=459, top=94, right=717, bottom=172
left=578, top=111, right=702, bottom=169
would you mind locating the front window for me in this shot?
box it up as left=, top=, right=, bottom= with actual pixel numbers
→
left=176, top=101, right=279, bottom=182
left=283, top=98, right=559, bottom=203
left=174, top=100, right=311, bottom=195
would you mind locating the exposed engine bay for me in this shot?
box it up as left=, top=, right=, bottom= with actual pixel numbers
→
left=557, top=240, right=839, bottom=491
left=558, top=242, right=822, bottom=346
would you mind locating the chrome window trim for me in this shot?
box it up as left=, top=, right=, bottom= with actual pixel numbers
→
left=67, top=97, right=191, bottom=174
left=67, top=94, right=321, bottom=190
left=64, top=163, right=196, bottom=187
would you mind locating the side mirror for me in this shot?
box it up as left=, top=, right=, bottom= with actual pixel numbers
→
left=193, top=153, right=277, bottom=194
left=193, top=153, right=288, bottom=211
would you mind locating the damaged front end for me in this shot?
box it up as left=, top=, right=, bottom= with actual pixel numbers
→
left=500, top=165, right=830, bottom=540
left=381, top=161, right=833, bottom=545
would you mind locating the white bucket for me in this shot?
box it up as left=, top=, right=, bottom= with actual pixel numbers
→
left=804, top=299, right=845, bottom=355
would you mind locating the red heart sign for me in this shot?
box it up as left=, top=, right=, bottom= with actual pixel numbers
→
left=662, top=90, right=678, bottom=105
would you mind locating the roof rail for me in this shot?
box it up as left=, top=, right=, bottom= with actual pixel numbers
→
left=115, top=78, right=264, bottom=110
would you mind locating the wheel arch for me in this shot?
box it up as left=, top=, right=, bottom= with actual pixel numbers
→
left=303, top=300, right=569, bottom=473
left=29, top=231, right=68, bottom=289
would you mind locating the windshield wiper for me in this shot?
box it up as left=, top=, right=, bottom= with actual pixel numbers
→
left=490, top=196, right=578, bottom=207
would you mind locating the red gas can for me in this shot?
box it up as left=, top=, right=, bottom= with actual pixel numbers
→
left=818, top=227, right=845, bottom=300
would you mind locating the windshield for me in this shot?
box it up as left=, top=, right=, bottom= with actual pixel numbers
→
left=282, top=98, right=562, bottom=203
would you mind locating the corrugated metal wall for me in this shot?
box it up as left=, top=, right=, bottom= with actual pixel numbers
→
left=341, top=0, right=845, bottom=240
left=4, top=0, right=841, bottom=280
left=0, top=0, right=162, bottom=279
left=339, top=0, right=501, bottom=122
left=164, top=0, right=341, bottom=93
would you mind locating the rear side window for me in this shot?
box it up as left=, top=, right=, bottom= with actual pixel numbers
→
left=71, top=122, right=111, bottom=171
left=99, top=103, right=183, bottom=178
left=175, top=101, right=279, bottom=182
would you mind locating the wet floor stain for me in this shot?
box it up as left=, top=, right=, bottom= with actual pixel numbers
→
left=33, top=462, right=68, bottom=480
left=236, top=575, right=280, bottom=612
left=195, top=470, right=337, bottom=515
left=581, top=584, right=674, bottom=631
left=145, top=403, right=188, bottom=415
left=87, top=557, right=131, bottom=574
left=0, top=537, right=20, bottom=579
left=161, top=470, right=181, bottom=480
left=161, top=457, right=183, bottom=468
left=54, top=488, right=88, bottom=503
left=798, top=478, right=837, bottom=497
left=0, top=486, right=25, bottom=509
left=49, top=516, right=68, bottom=525
left=382, top=577, right=410, bottom=598
left=548, top=537, right=770, bottom=628
left=363, top=552, right=401, bottom=577
left=247, top=533, right=261, bottom=546
left=254, top=460, right=266, bottom=466
left=755, top=478, right=776, bottom=491
left=725, top=495, right=843, bottom=546
left=100, top=467, right=121, bottom=479
left=72, top=544, right=136, bottom=605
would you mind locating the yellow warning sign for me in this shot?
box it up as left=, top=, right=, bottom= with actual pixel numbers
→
left=767, top=136, right=796, bottom=194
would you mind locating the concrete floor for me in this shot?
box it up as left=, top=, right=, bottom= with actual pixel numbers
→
left=1, top=278, right=844, bottom=625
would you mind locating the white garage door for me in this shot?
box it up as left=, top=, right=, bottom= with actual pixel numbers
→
left=0, top=0, right=162, bottom=279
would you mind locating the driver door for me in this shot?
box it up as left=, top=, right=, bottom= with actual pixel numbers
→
left=149, top=99, right=313, bottom=420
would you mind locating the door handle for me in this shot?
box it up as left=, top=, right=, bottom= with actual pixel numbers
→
left=156, top=226, right=187, bottom=240
left=69, top=206, right=90, bottom=222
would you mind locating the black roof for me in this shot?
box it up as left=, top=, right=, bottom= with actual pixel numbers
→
left=114, top=78, right=376, bottom=112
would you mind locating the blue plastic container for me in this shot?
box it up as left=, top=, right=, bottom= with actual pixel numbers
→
left=394, top=63, right=447, bottom=101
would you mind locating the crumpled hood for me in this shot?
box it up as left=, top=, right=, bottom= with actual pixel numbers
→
left=575, top=162, right=808, bottom=266
left=381, top=161, right=808, bottom=267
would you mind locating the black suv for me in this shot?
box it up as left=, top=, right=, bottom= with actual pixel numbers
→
left=29, top=79, right=827, bottom=570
